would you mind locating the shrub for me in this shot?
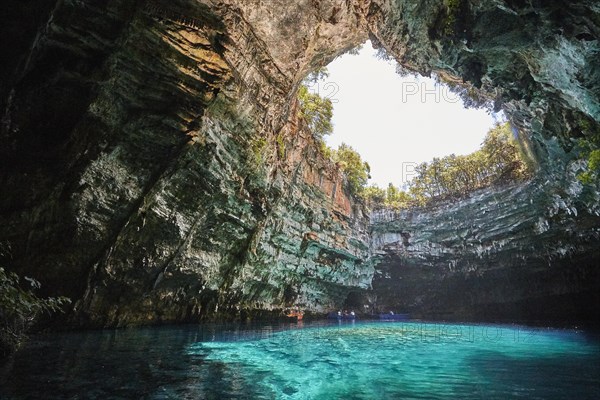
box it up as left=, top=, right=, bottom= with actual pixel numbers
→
left=297, top=85, right=333, bottom=140
left=332, top=143, right=371, bottom=195
left=0, top=267, right=70, bottom=358
left=578, top=149, right=600, bottom=184
left=297, top=68, right=334, bottom=140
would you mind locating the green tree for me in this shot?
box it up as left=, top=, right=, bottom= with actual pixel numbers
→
left=480, top=122, right=530, bottom=182
left=345, top=44, right=363, bottom=56
left=362, top=185, right=386, bottom=209
left=362, top=123, right=531, bottom=211
left=362, top=182, right=419, bottom=210
left=1, top=267, right=70, bottom=358
left=333, top=143, right=371, bottom=195
left=297, top=68, right=334, bottom=140
left=405, top=122, right=530, bottom=202
left=385, top=183, right=412, bottom=209
left=297, top=85, right=333, bottom=140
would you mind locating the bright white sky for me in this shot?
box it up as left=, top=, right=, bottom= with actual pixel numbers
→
left=310, top=41, right=504, bottom=187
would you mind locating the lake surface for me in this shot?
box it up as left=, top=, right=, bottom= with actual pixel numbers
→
left=1, top=320, right=599, bottom=399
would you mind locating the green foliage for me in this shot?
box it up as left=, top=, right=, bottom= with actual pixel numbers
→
left=251, top=136, right=268, bottom=168
left=374, top=46, right=394, bottom=62
left=386, top=183, right=413, bottom=208
left=363, top=183, right=416, bottom=210
left=443, top=0, right=462, bottom=36
left=1, top=267, right=70, bottom=358
left=298, top=68, right=368, bottom=196
left=319, top=140, right=333, bottom=160
left=574, top=115, right=600, bottom=185
left=574, top=112, right=600, bottom=147
left=332, top=143, right=371, bottom=195
left=362, top=185, right=386, bottom=207
left=276, top=134, right=286, bottom=160
left=411, top=123, right=530, bottom=199
left=588, top=150, right=600, bottom=172
left=578, top=149, right=600, bottom=184
left=297, top=70, right=334, bottom=140
left=363, top=123, right=531, bottom=210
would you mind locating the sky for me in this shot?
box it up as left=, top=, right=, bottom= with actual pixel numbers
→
left=309, top=41, right=504, bottom=188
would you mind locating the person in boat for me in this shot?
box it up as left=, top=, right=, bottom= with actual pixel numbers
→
left=286, top=307, right=304, bottom=320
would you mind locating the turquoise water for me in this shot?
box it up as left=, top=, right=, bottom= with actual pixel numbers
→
left=1, top=321, right=599, bottom=399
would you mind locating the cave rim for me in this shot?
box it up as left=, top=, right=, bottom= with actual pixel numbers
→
left=300, top=40, right=523, bottom=192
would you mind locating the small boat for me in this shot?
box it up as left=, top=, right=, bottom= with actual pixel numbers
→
left=286, top=309, right=304, bottom=321
left=327, top=311, right=357, bottom=320
left=379, top=312, right=409, bottom=321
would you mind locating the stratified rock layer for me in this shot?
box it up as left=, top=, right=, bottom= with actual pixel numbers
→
left=371, top=173, right=600, bottom=324
left=366, top=0, right=600, bottom=325
left=0, top=0, right=599, bottom=326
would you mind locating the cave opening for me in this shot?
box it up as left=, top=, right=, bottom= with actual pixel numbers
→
left=309, top=41, right=505, bottom=186
left=299, top=41, right=533, bottom=208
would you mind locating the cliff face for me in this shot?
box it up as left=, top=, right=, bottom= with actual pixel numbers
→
left=371, top=174, right=600, bottom=324
left=1, top=0, right=599, bottom=326
left=367, top=0, right=600, bottom=324
left=0, top=0, right=373, bottom=327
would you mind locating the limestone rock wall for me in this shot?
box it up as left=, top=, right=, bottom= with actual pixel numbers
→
left=366, top=0, right=600, bottom=325
left=370, top=0, right=600, bottom=159
left=370, top=171, right=600, bottom=324
left=1, top=0, right=599, bottom=327
left=0, top=0, right=373, bottom=327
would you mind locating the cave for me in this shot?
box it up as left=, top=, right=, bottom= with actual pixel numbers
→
left=1, top=0, right=599, bottom=330
left=2, top=0, right=600, bottom=397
